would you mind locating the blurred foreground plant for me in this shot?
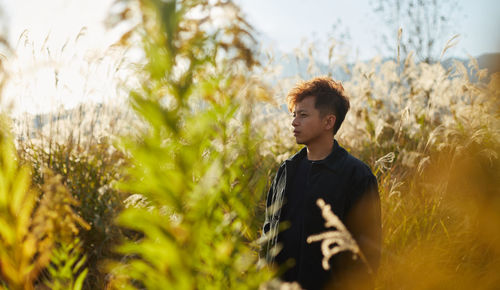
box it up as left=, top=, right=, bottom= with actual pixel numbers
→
left=43, top=239, right=88, bottom=290
left=107, top=0, right=273, bottom=288
left=0, top=116, right=90, bottom=289
left=0, top=116, right=42, bottom=289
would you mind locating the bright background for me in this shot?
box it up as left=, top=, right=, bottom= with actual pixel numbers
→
left=1, top=0, right=499, bottom=115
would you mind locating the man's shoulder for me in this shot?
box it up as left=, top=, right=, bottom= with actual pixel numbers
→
left=273, top=158, right=289, bottom=178
left=273, top=147, right=306, bottom=169
left=271, top=148, right=307, bottom=176
left=342, top=151, right=375, bottom=179
left=285, top=147, right=307, bottom=162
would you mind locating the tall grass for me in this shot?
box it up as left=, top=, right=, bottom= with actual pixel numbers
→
left=263, top=35, right=500, bottom=289
left=0, top=0, right=499, bottom=289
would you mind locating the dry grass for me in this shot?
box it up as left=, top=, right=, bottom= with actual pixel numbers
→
left=0, top=0, right=498, bottom=288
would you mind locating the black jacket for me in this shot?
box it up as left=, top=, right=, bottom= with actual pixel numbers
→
left=262, top=140, right=381, bottom=290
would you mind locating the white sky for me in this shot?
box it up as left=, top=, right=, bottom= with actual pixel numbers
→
left=2, top=0, right=115, bottom=50
left=3, top=0, right=498, bottom=60
left=1, top=0, right=128, bottom=115
left=235, top=0, right=500, bottom=60
left=1, top=0, right=499, bottom=115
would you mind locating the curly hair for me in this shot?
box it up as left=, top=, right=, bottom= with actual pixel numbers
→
left=286, top=76, right=350, bottom=134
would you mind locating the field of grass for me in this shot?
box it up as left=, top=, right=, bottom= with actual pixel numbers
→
left=0, top=0, right=499, bottom=289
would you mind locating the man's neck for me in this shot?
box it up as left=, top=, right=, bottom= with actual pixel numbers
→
left=306, top=137, right=334, bottom=161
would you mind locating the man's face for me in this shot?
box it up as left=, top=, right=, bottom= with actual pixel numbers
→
left=292, top=95, right=333, bottom=145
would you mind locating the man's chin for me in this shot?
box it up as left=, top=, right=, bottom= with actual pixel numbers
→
left=294, top=137, right=305, bottom=145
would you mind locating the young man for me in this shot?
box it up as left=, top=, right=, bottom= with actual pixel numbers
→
left=262, top=77, right=381, bottom=290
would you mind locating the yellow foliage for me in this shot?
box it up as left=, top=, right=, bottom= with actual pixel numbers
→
left=0, top=117, right=89, bottom=289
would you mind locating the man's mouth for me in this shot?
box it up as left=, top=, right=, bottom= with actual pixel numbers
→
left=293, top=130, right=300, bottom=136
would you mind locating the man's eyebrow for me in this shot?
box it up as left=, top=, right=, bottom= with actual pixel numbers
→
left=294, top=109, right=307, bottom=113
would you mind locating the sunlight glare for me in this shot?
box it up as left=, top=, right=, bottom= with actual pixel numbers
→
left=2, top=0, right=133, bottom=116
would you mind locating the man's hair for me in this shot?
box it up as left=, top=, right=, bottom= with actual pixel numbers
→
left=287, top=76, right=350, bottom=134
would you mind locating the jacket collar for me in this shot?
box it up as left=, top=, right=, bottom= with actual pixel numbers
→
left=286, top=139, right=348, bottom=172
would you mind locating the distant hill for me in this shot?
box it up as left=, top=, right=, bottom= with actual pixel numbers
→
left=260, top=50, right=500, bottom=81
left=477, top=53, right=500, bottom=75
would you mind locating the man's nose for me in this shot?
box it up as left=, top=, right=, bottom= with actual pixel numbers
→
left=292, top=117, right=299, bottom=127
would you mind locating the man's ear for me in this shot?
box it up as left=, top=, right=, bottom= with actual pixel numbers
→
left=325, top=114, right=336, bottom=131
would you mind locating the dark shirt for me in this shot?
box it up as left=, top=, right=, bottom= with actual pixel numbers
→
left=275, top=156, right=312, bottom=281
left=263, top=141, right=381, bottom=290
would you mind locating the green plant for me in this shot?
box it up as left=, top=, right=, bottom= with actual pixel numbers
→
left=18, top=137, right=127, bottom=289
left=107, top=0, right=273, bottom=288
left=43, top=239, right=88, bottom=290
left=0, top=117, right=43, bottom=290
left=0, top=117, right=90, bottom=289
